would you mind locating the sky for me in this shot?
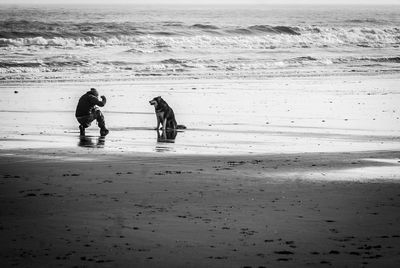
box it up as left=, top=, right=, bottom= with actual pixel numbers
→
left=0, top=0, right=399, bottom=5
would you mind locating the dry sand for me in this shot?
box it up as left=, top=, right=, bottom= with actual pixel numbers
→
left=1, top=75, right=400, bottom=267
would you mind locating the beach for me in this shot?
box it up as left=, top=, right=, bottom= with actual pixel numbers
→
left=1, top=74, right=400, bottom=267
left=1, top=4, right=400, bottom=267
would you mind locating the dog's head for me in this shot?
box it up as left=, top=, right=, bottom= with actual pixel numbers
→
left=149, top=96, right=166, bottom=109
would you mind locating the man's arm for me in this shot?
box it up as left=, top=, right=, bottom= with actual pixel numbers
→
left=88, top=95, right=106, bottom=107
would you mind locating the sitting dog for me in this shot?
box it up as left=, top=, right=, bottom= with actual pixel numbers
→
left=149, top=96, right=186, bottom=132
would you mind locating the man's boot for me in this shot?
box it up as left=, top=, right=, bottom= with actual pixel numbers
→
left=95, top=109, right=108, bottom=136
left=100, top=128, right=109, bottom=137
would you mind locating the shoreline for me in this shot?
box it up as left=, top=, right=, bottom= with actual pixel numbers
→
left=1, top=74, right=399, bottom=154
left=1, top=71, right=400, bottom=86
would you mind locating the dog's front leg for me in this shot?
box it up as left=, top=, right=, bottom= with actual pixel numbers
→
left=155, top=116, right=161, bottom=130
left=156, top=129, right=162, bottom=141
left=162, top=118, right=167, bottom=136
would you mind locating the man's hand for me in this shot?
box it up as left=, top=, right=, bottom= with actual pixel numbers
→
left=99, top=95, right=107, bottom=106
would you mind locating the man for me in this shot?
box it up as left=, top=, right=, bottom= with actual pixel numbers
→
left=75, top=88, right=109, bottom=136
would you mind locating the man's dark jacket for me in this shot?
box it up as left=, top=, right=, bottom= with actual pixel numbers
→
left=75, top=91, right=106, bottom=117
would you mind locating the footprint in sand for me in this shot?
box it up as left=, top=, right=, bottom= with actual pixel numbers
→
left=274, top=250, right=294, bottom=255
left=277, top=258, right=292, bottom=261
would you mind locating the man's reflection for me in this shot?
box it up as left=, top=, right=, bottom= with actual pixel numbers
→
left=78, top=136, right=105, bottom=148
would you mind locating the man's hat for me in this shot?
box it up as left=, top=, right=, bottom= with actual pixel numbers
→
left=90, top=88, right=99, bottom=97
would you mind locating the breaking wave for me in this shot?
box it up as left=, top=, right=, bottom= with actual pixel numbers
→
left=0, top=26, right=399, bottom=50
left=248, top=25, right=301, bottom=35
left=191, top=24, right=219, bottom=30
left=369, top=56, right=400, bottom=63
left=0, top=19, right=399, bottom=49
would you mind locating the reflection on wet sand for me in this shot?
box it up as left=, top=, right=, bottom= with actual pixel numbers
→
left=155, top=129, right=178, bottom=152
left=78, top=136, right=105, bottom=148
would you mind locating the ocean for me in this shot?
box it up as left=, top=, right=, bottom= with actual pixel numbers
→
left=0, top=4, right=399, bottom=82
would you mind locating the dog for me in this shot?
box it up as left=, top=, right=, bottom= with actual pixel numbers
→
left=149, top=96, right=186, bottom=132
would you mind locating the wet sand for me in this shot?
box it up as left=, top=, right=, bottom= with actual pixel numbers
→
left=1, top=150, right=400, bottom=267
left=1, top=75, right=400, bottom=267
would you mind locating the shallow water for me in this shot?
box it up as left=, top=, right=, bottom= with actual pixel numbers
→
left=1, top=77, right=399, bottom=155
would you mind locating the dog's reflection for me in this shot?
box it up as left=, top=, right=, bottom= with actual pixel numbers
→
left=156, top=129, right=178, bottom=153
left=157, top=129, right=178, bottom=143
left=78, top=136, right=105, bottom=148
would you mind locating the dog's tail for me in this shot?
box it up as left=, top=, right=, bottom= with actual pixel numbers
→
left=177, top=125, right=187, bottom=129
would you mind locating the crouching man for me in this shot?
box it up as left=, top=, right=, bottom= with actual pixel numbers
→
left=75, top=88, right=109, bottom=136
